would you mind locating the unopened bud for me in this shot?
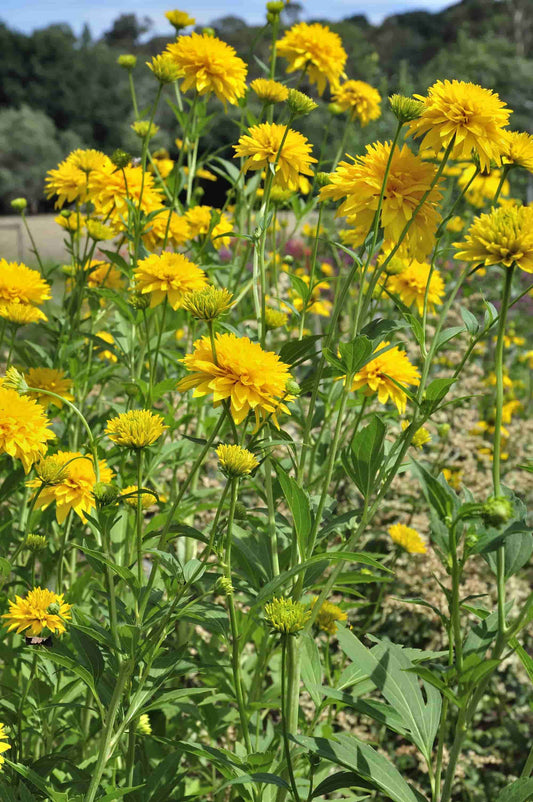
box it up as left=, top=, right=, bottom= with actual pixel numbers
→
left=26, top=534, right=47, bottom=552
left=287, top=89, right=318, bottom=116
left=47, top=602, right=60, bottom=615
left=315, top=172, right=331, bottom=188
left=117, top=54, right=137, bottom=70
left=3, top=366, right=27, bottom=393
left=285, top=378, right=300, bottom=397
left=389, top=94, right=424, bottom=124
left=111, top=149, right=131, bottom=169
left=93, top=482, right=119, bottom=506
left=482, top=496, right=513, bottom=527
left=10, top=197, right=27, bottom=212
left=215, top=576, right=234, bottom=596
left=129, top=290, right=150, bottom=310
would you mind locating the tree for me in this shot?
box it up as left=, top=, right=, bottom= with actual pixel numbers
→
left=103, top=14, right=153, bottom=47
left=0, top=105, right=82, bottom=212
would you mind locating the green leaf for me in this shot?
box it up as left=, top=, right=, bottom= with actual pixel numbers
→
left=279, top=335, right=321, bottom=366
left=495, top=778, right=533, bottom=801
left=312, top=771, right=374, bottom=798
left=99, top=788, right=145, bottom=802
left=69, top=628, right=104, bottom=685
left=434, top=325, right=464, bottom=351
left=336, top=627, right=440, bottom=760
left=300, top=633, right=322, bottom=708
left=275, top=464, right=312, bottom=556
left=294, top=734, right=427, bottom=802
left=4, top=760, right=61, bottom=800
left=82, top=546, right=139, bottom=590
left=343, top=415, right=386, bottom=499
left=38, top=650, right=99, bottom=701
left=253, top=551, right=388, bottom=607
left=338, top=336, right=373, bottom=375
left=410, top=461, right=455, bottom=522
left=424, top=377, right=456, bottom=406
left=222, top=773, right=290, bottom=791
left=460, top=307, right=479, bottom=335
left=485, top=530, right=533, bottom=578
left=512, top=642, right=533, bottom=685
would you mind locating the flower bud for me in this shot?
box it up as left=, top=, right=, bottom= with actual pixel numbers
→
left=137, top=713, right=152, bottom=734
left=315, top=172, right=331, bottom=188
left=10, top=197, right=27, bottom=212
left=117, top=54, right=137, bottom=70
left=438, top=423, right=451, bottom=439
left=234, top=501, right=248, bottom=520
left=266, top=0, right=284, bottom=12
left=111, top=149, right=131, bottom=169
left=285, top=378, right=300, bottom=397
left=129, top=290, right=151, bottom=310
left=35, top=456, right=70, bottom=485
left=93, top=482, right=120, bottom=506
left=287, top=89, right=318, bottom=117
left=482, top=496, right=513, bottom=527
left=328, top=102, right=343, bottom=115
left=202, top=27, right=215, bottom=37
left=389, top=94, right=424, bottom=124
left=182, top=286, right=234, bottom=322
left=214, top=576, right=234, bottom=596
left=3, top=366, right=28, bottom=393
left=264, top=597, right=310, bottom=635
left=26, top=534, right=47, bottom=552
left=131, top=121, right=160, bottom=140
left=47, top=602, right=60, bottom=615
left=265, top=308, right=288, bottom=330
left=147, top=53, right=182, bottom=84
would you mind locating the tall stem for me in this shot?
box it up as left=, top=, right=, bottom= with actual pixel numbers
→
left=136, top=449, right=144, bottom=584
left=281, top=636, right=301, bottom=802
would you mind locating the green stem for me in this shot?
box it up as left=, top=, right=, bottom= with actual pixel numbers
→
left=224, top=480, right=253, bottom=753
left=84, top=660, right=132, bottom=802
left=17, top=652, right=38, bottom=762
left=149, top=298, right=168, bottom=405
left=281, top=636, right=301, bottom=802
left=298, top=204, right=324, bottom=340
left=20, top=212, right=45, bottom=273
left=136, top=449, right=144, bottom=584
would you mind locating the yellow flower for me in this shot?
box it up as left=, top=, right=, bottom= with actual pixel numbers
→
left=25, top=367, right=74, bottom=409
left=442, top=467, right=463, bottom=491
left=131, top=120, right=160, bottom=140
left=0, top=387, right=54, bottom=472
left=147, top=53, right=182, bottom=83
left=384, top=260, right=444, bottom=314
left=502, top=399, right=521, bottom=424
left=165, top=32, right=247, bottom=106
left=28, top=451, right=113, bottom=523
left=85, top=219, right=116, bottom=241
left=35, top=454, right=71, bottom=485
left=502, top=130, right=533, bottom=172
left=85, top=259, right=124, bottom=291
left=149, top=152, right=175, bottom=180
left=457, top=164, right=510, bottom=209
left=409, top=79, right=511, bottom=172
left=177, top=332, right=293, bottom=427
left=520, top=350, right=533, bottom=369
left=55, top=212, right=86, bottom=233
left=454, top=205, right=533, bottom=273
left=182, top=286, right=234, bottom=321
left=234, top=123, right=317, bottom=191
left=95, top=331, right=117, bottom=363
left=277, top=22, right=347, bottom=95
left=332, top=80, right=381, bottom=125
left=0, top=722, right=10, bottom=768
left=311, top=597, right=347, bottom=635
left=184, top=206, right=232, bottom=248
left=446, top=215, right=464, bottom=233
left=402, top=420, right=431, bottom=449
left=2, top=587, right=71, bottom=636
left=106, top=410, right=167, bottom=449
left=0, top=302, right=47, bottom=325
left=264, top=597, right=310, bottom=635
left=320, top=142, right=442, bottom=260
left=90, top=165, right=164, bottom=232
left=216, top=444, right=259, bottom=477
left=142, top=210, right=191, bottom=251
left=288, top=274, right=332, bottom=317
left=265, top=308, right=289, bottom=329
left=348, top=341, right=420, bottom=414
left=0, top=259, right=51, bottom=307
left=45, top=150, right=112, bottom=208
left=165, top=9, right=195, bottom=29
left=121, top=485, right=155, bottom=509
left=134, top=253, right=207, bottom=310
left=137, top=713, right=152, bottom=735
left=250, top=78, right=289, bottom=104
left=388, top=523, right=427, bottom=554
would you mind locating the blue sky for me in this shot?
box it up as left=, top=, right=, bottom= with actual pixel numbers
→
left=3, top=0, right=452, bottom=38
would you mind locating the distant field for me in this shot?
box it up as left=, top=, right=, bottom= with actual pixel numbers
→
left=0, top=214, right=69, bottom=266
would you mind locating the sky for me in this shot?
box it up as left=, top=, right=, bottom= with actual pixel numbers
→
left=2, top=0, right=453, bottom=38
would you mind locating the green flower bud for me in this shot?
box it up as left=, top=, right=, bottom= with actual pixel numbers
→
left=287, top=89, right=318, bottom=117
left=234, top=501, right=248, bottom=520
left=26, top=533, right=48, bottom=552
left=285, top=378, right=300, bottom=397
left=93, top=482, right=120, bottom=506
left=10, top=197, right=27, bottom=212
left=315, top=172, right=331, bottom=188
left=215, top=576, right=234, bottom=596
left=264, top=597, right=310, bottom=636
left=117, top=54, right=137, bottom=70
left=389, top=94, right=424, bottom=124
left=482, top=496, right=513, bottom=527
left=47, top=602, right=60, bottom=615
left=111, top=149, right=132, bottom=169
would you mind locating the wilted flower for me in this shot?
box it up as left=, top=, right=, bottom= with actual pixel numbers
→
left=311, top=597, right=347, bottom=635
